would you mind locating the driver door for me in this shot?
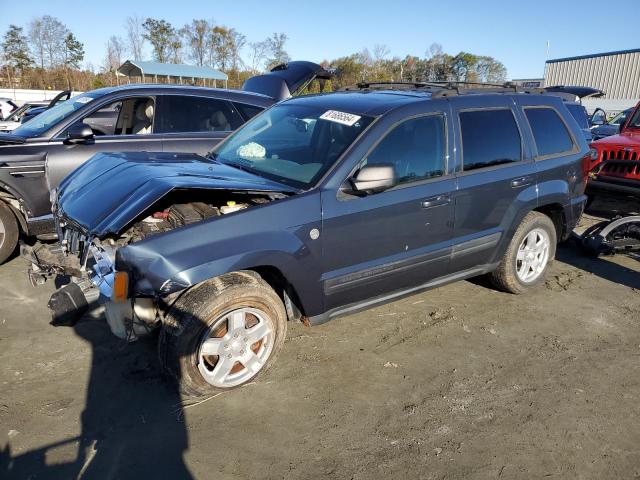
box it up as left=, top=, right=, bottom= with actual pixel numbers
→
left=46, top=96, right=162, bottom=188
left=320, top=112, right=456, bottom=312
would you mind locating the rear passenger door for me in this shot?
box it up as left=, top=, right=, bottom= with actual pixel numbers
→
left=450, top=97, right=537, bottom=274
left=517, top=97, right=584, bottom=223
left=155, top=95, right=247, bottom=155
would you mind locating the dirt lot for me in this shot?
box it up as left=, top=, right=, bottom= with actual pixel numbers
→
left=1, top=200, right=639, bottom=480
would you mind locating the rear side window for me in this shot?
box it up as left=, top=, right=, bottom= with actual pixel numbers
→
left=525, top=107, right=574, bottom=157
left=155, top=95, right=243, bottom=134
left=565, top=104, right=589, bottom=129
left=460, top=109, right=521, bottom=171
left=365, top=114, right=446, bottom=184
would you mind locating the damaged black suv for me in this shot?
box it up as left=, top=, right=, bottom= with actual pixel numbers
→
left=33, top=82, right=589, bottom=396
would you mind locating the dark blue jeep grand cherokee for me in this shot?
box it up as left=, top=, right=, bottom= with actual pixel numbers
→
left=41, top=82, right=588, bottom=396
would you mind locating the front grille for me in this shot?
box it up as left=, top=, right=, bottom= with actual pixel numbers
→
left=55, top=213, right=91, bottom=265
left=600, top=147, right=639, bottom=162
left=596, top=159, right=640, bottom=181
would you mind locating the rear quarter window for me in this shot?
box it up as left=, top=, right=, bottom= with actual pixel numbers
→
left=460, top=109, right=521, bottom=171
left=525, top=107, right=574, bottom=157
left=565, top=104, right=589, bottom=129
left=233, top=102, right=264, bottom=121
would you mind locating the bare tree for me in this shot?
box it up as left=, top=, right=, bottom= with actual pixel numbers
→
left=248, top=40, right=269, bottom=73
left=125, top=15, right=145, bottom=61
left=264, top=33, right=290, bottom=70
left=181, top=19, right=211, bottom=66
left=228, top=29, right=246, bottom=71
left=28, top=18, right=45, bottom=68
left=28, top=16, right=68, bottom=69
left=104, top=35, right=125, bottom=84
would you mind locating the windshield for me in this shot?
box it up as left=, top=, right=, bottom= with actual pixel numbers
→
left=608, top=110, right=628, bottom=126
left=12, top=93, right=103, bottom=137
left=4, top=104, right=34, bottom=122
left=627, top=107, right=640, bottom=129
left=213, top=103, right=374, bottom=189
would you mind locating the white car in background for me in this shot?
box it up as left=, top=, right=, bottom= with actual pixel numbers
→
left=0, top=101, right=48, bottom=132
left=0, top=97, right=19, bottom=121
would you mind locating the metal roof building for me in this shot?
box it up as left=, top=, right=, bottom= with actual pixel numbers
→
left=544, top=48, right=640, bottom=114
left=117, top=60, right=228, bottom=87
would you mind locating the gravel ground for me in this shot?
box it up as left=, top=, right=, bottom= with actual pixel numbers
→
left=1, top=198, right=639, bottom=480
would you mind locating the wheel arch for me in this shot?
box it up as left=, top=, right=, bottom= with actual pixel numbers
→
left=248, top=265, right=307, bottom=322
left=534, top=202, right=565, bottom=241
left=0, top=185, right=27, bottom=233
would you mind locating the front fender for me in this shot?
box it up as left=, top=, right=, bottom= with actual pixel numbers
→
left=115, top=191, right=324, bottom=315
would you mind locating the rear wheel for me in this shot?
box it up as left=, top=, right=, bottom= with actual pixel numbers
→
left=159, top=271, right=287, bottom=397
left=489, top=211, right=556, bottom=294
left=0, top=202, right=19, bottom=264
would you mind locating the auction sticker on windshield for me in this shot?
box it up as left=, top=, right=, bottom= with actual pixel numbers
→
left=320, top=110, right=362, bottom=126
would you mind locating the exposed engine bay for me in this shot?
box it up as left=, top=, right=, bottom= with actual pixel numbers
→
left=101, top=191, right=275, bottom=249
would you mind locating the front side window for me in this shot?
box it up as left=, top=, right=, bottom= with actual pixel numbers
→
left=12, top=92, right=105, bottom=138
left=66, top=96, right=154, bottom=136
left=525, top=107, right=574, bottom=157
left=155, top=96, right=243, bottom=134
left=213, top=103, right=374, bottom=188
left=460, top=109, right=521, bottom=171
left=363, top=115, right=446, bottom=184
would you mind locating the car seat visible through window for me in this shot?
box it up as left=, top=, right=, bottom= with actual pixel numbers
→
left=132, top=100, right=154, bottom=134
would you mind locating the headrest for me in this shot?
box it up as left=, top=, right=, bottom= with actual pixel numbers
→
left=135, top=100, right=154, bottom=121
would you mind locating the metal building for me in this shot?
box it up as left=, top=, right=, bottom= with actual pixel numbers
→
left=117, top=60, right=228, bottom=87
left=544, top=48, right=640, bottom=114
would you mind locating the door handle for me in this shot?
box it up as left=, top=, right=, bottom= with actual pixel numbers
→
left=421, top=194, right=450, bottom=209
left=511, top=176, right=534, bottom=188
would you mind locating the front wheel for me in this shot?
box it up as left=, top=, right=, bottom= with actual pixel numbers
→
left=489, top=211, right=557, bottom=294
left=159, top=271, right=287, bottom=397
left=0, top=202, right=19, bottom=264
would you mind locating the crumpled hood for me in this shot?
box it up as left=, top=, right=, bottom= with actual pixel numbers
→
left=56, top=151, right=295, bottom=237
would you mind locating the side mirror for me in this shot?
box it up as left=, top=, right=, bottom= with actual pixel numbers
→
left=591, top=118, right=605, bottom=126
left=619, top=122, right=626, bottom=134
left=349, top=164, right=396, bottom=194
left=65, top=124, right=94, bottom=144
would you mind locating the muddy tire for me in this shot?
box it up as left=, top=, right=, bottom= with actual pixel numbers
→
left=159, top=271, right=287, bottom=398
left=489, top=211, right=557, bottom=294
left=0, top=202, right=19, bottom=265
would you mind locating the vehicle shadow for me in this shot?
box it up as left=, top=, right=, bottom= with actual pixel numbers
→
left=556, top=241, right=640, bottom=291
left=0, top=297, right=198, bottom=479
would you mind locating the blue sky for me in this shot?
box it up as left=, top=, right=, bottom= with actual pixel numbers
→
left=2, top=0, right=639, bottom=79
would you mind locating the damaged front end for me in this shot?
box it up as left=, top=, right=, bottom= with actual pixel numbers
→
left=28, top=151, right=295, bottom=338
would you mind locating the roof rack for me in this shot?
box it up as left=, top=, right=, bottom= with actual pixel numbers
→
left=342, top=80, right=548, bottom=98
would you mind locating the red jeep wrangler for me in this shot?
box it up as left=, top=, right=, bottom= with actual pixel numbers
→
left=587, top=101, right=640, bottom=199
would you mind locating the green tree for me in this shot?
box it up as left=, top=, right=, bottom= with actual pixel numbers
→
left=62, top=33, right=84, bottom=69
left=2, top=25, right=32, bottom=71
left=62, top=32, right=84, bottom=89
left=142, top=18, right=178, bottom=63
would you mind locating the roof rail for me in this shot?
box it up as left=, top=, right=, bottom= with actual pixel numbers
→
left=341, top=80, right=550, bottom=98
left=342, top=81, right=445, bottom=91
